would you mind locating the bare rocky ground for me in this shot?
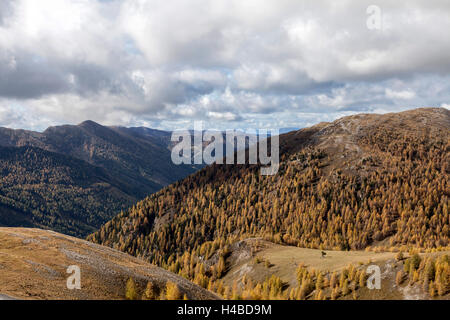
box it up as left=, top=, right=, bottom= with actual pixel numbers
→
left=0, top=227, right=219, bottom=300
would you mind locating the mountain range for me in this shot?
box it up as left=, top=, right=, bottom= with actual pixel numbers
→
left=0, top=107, right=448, bottom=300
left=0, top=121, right=200, bottom=236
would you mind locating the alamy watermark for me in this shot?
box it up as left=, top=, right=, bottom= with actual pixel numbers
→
left=366, top=265, right=381, bottom=290
left=171, top=122, right=279, bottom=175
left=66, top=265, right=81, bottom=290
left=366, top=5, right=382, bottom=30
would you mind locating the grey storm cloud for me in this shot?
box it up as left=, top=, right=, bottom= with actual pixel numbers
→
left=0, top=0, right=449, bottom=130
left=0, top=52, right=68, bottom=98
left=0, top=0, right=13, bottom=25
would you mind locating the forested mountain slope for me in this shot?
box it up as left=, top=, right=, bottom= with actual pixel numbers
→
left=89, top=108, right=449, bottom=292
left=0, top=121, right=200, bottom=236
left=0, top=146, right=136, bottom=235
left=0, top=121, right=198, bottom=197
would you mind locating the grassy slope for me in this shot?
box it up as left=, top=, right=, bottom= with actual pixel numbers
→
left=0, top=227, right=219, bottom=300
left=221, top=239, right=449, bottom=300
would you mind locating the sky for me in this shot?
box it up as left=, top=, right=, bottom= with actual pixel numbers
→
left=0, top=0, right=449, bottom=131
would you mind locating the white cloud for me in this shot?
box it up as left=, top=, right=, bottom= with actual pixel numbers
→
left=385, top=89, right=416, bottom=100
left=207, top=111, right=238, bottom=121
left=0, top=0, right=450, bottom=130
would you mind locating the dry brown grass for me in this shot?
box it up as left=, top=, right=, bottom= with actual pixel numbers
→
left=222, top=239, right=450, bottom=300
left=0, top=227, right=219, bottom=300
left=223, top=239, right=396, bottom=288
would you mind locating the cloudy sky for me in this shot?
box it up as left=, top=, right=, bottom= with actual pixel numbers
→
left=0, top=0, right=449, bottom=131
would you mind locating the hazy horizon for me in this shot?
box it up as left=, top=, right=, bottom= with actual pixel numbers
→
left=1, top=106, right=448, bottom=133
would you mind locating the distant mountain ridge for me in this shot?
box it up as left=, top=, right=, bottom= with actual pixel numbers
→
left=0, top=121, right=201, bottom=236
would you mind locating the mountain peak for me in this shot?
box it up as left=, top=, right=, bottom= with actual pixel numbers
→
left=78, top=120, right=103, bottom=128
